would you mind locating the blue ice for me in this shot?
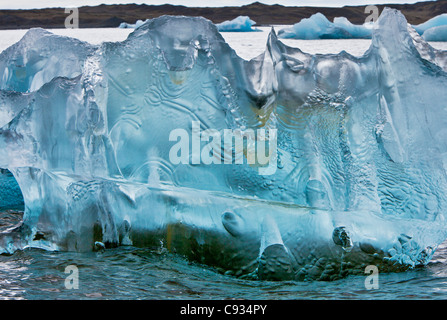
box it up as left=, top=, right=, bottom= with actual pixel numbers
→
left=216, top=16, right=260, bottom=32
left=0, top=9, right=447, bottom=281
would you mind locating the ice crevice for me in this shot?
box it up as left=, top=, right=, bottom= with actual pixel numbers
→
left=0, top=8, right=447, bottom=280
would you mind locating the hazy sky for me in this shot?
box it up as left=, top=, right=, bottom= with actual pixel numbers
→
left=0, top=0, right=435, bottom=10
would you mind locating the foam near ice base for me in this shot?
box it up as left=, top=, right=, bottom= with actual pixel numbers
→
left=1, top=9, right=447, bottom=280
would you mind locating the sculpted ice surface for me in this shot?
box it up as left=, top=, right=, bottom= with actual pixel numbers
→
left=0, top=8, right=447, bottom=281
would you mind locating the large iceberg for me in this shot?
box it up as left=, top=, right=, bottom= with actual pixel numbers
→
left=278, top=13, right=373, bottom=39
left=1, top=8, right=447, bottom=281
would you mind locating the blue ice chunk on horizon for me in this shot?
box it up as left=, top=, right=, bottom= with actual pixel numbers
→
left=411, top=14, right=447, bottom=41
left=333, top=16, right=373, bottom=38
left=413, top=13, right=447, bottom=35
left=119, top=19, right=148, bottom=29
left=277, top=12, right=372, bottom=39
left=423, top=25, right=447, bottom=41
left=277, top=11, right=447, bottom=41
left=216, top=16, right=260, bottom=32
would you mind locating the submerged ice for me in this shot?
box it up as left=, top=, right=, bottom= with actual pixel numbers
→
left=1, top=8, right=447, bottom=281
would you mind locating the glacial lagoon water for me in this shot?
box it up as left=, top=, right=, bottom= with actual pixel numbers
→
left=1, top=26, right=447, bottom=300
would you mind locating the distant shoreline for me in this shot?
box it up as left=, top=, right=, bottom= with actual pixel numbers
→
left=0, top=0, right=446, bottom=30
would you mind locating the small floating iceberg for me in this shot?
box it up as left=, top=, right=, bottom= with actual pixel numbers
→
left=216, top=16, right=260, bottom=32
left=422, top=25, right=447, bottom=41
left=413, top=14, right=447, bottom=35
left=278, top=12, right=447, bottom=41
left=119, top=15, right=260, bottom=32
left=278, top=13, right=372, bottom=39
left=413, top=14, right=447, bottom=41
left=333, top=16, right=374, bottom=38
left=119, top=19, right=148, bottom=29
